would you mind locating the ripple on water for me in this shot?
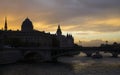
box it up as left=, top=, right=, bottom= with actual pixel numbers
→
left=1, top=63, right=74, bottom=75
left=72, top=63, right=120, bottom=75
left=1, top=56, right=120, bottom=75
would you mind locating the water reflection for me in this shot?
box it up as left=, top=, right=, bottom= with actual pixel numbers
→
left=58, top=53, right=120, bottom=75
left=72, top=63, right=120, bottom=75
left=1, top=63, right=74, bottom=75
left=58, top=52, right=120, bottom=64
left=1, top=53, right=120, bottom=75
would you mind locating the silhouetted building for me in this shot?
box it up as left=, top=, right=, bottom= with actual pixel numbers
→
left=4, top=17, right=7, bottom=31
left=21, top=18, right=34, bottom=32
left=56, top=25, right=62, bottom=36
left=0, top=17, right=74, bottom=48
left=56, top=25, right=74, bottom=47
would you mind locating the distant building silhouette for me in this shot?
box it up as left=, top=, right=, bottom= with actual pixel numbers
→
left=21, top=18, right=34, bottom=32
left=56, top=25, right=62, bottom=36
left=4, top=17, right=7, bottom=31
left=0, top=17, right=74, bottom=48
left=56, top=25, right=74, bottom=47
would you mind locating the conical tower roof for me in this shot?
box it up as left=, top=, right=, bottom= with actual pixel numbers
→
left=56, top=24, right=62, bottom=36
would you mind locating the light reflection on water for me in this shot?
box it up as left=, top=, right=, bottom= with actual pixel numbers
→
left=1, top=53, right=120, bottom=75
left=72, top=63, right=120, bottom=75
left=58, top=52, right=120, bottom=64
left=58, top=52, right=120, bottom=75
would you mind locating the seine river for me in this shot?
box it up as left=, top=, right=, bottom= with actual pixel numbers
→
left=1, top=53, right=120, bottom=75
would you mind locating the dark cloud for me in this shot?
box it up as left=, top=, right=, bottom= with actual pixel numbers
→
left=80, top=0, right=120, bottom=8
left=67, top=24, right=120, bottom=32
left=0, top=0, right=120, bottom=32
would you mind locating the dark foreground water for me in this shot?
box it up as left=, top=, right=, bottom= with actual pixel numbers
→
left=1, top=55, right=120, bottom=75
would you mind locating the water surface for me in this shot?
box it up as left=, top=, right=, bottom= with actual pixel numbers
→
left=1, top=54, right=120, bottom=75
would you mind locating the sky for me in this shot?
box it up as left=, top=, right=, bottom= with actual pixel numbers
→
left=0, top=0, right=120, bottom=46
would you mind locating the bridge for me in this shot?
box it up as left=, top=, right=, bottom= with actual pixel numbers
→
left=76, top=47, right=120, bottom=57
left=0, top=46, right=120, bottom=64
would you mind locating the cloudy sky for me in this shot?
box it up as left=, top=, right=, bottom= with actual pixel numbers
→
left=0, top=0, right=120, bottom=46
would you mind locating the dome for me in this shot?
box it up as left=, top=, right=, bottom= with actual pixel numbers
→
left=21, top=18, right=34, bottom=32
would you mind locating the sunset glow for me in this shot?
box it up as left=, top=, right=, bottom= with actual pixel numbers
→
left=0, top=0, right=120, bottom=46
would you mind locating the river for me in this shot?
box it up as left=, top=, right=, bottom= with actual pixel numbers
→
left=0, top=53, right=120, bottom=75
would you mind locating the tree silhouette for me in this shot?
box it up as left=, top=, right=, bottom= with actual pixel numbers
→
left=105, top=40, right=108, bottom=45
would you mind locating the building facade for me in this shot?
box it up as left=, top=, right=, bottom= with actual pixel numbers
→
left=0, top=17, right=74, bottom=48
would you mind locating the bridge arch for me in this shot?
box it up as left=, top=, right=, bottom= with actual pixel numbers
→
left=24, top=51, right=44, bottom=62
left=111, top=52, right=119, bottom=58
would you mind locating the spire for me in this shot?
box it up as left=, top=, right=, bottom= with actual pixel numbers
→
left=56, top=24, right=62, bottom=36
left=67, top=33, right=69, bottom=37
left=26, top=17, right=29, bottom=20
left=58, top=24, right=60, bottom=29
left=4, top=17, right=7, bottom=31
